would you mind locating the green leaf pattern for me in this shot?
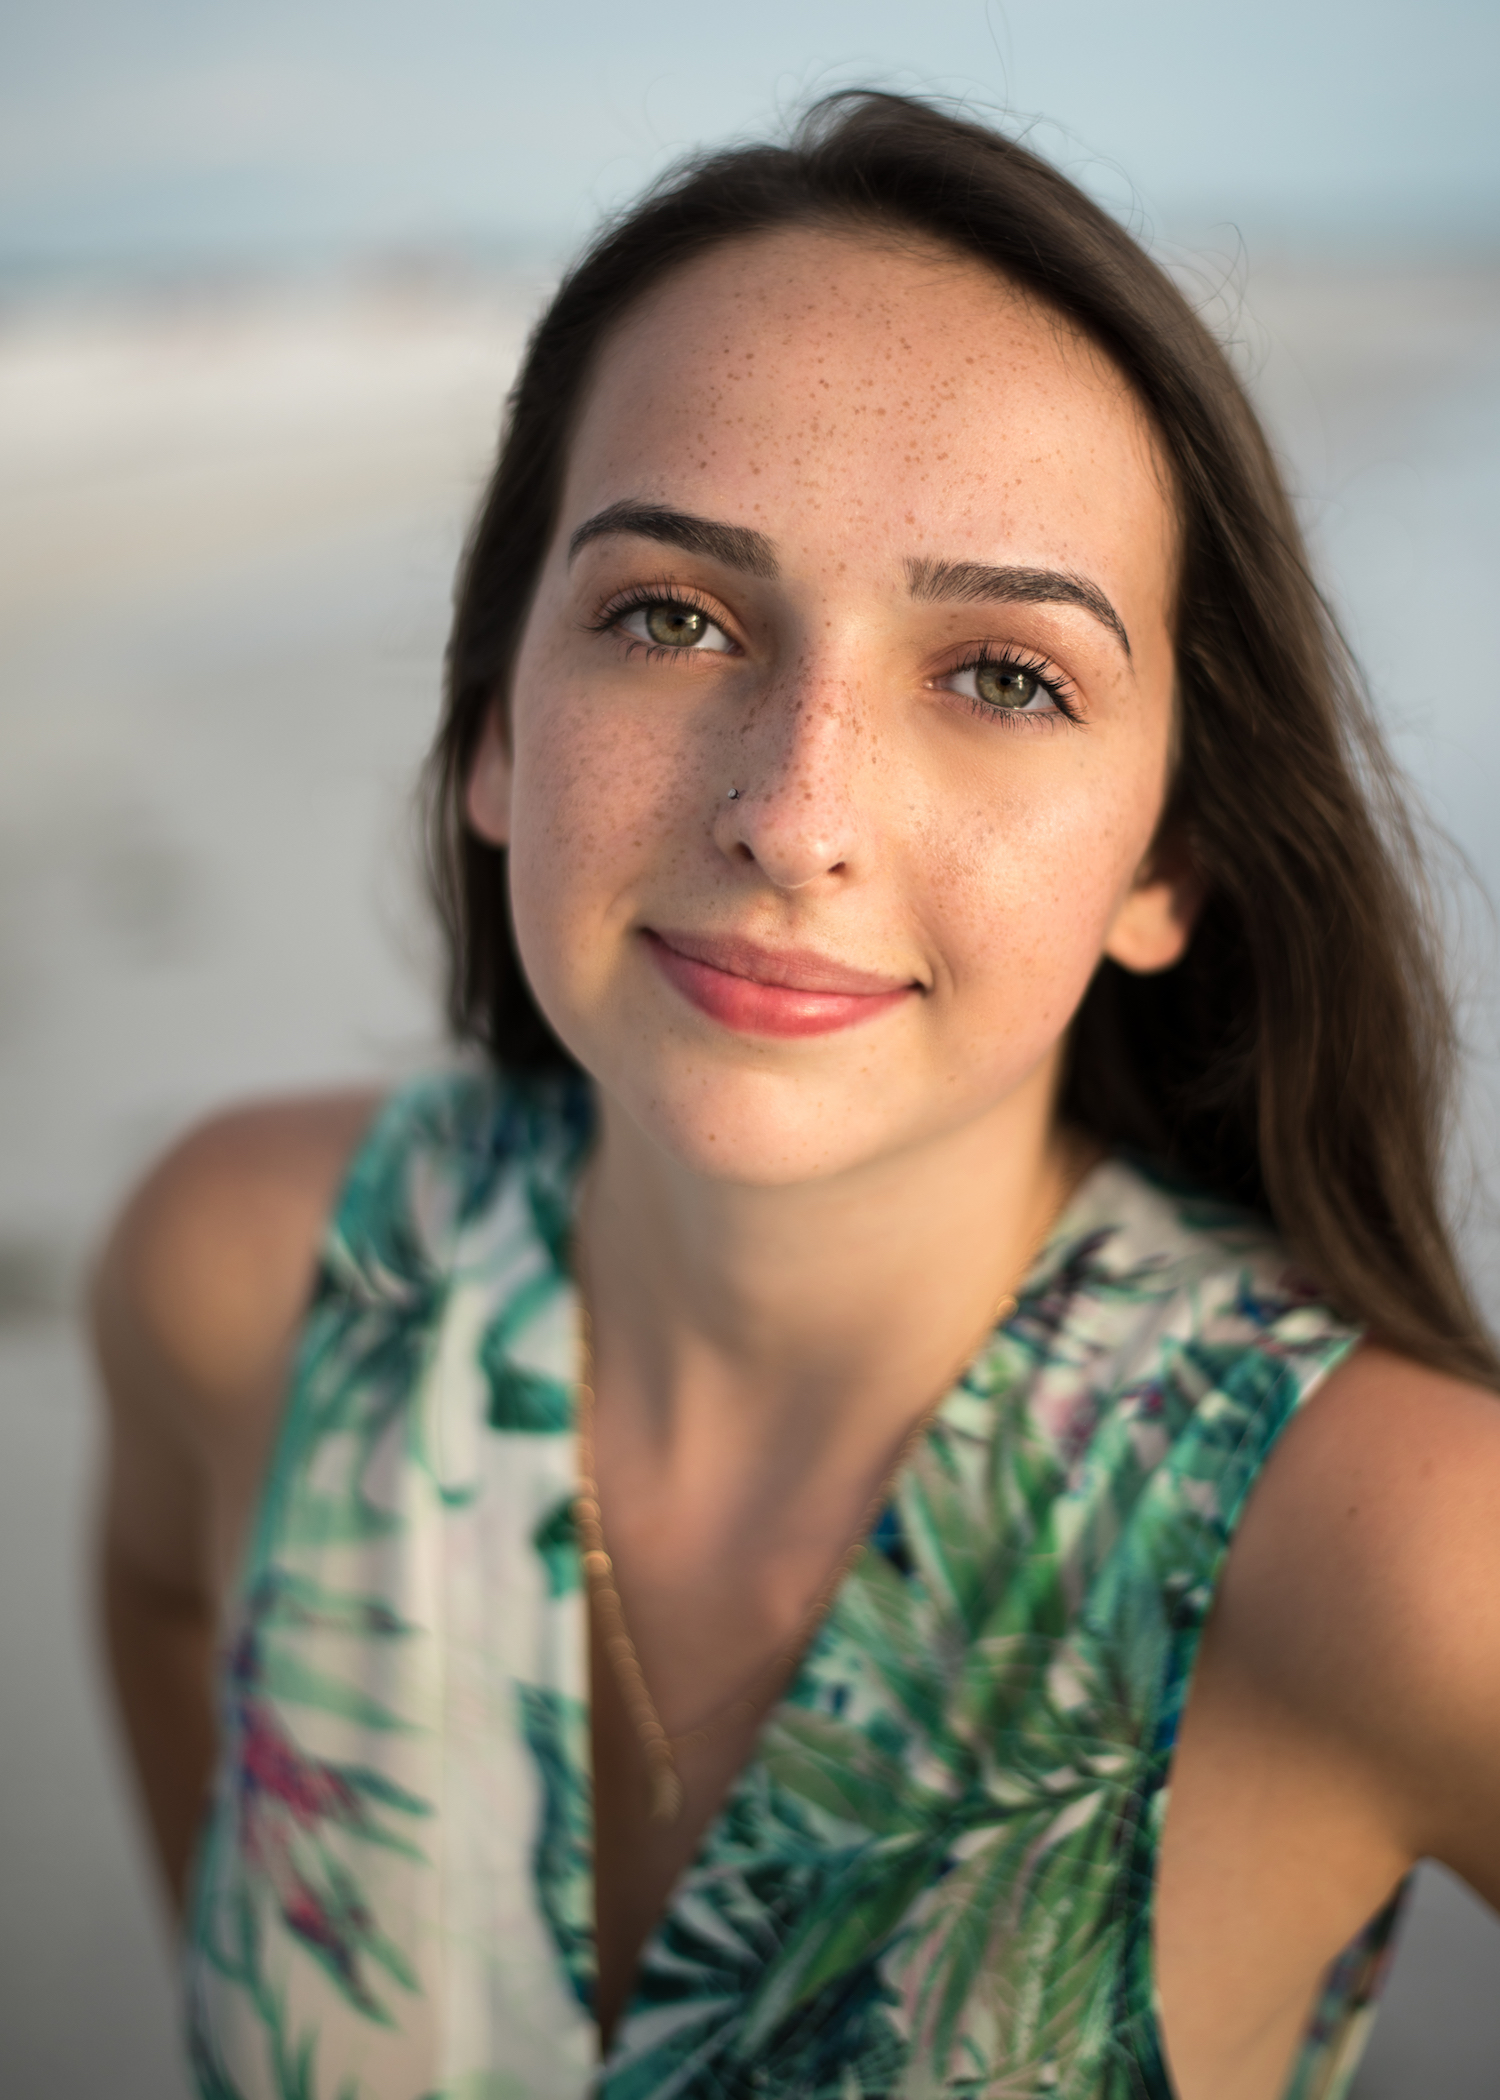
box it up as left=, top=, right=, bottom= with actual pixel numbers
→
left=183, top=1071, right=1403, bottom=2100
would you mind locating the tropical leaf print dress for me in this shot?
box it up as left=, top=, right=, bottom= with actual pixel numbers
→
left=184, top=1070, right=1403, bottom=2100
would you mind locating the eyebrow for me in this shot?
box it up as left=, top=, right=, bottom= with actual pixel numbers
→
left=906, top=556, right=1132, bottom=660
left=566, top=504, right=1130, bottom=659
left=568, top=501, right=779, bottom=578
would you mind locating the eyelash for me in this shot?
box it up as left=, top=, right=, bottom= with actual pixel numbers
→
left=588, top=586, right=1080, bottom=724
left=588, top=583, right=734, bottom=660
left=952, top=645, right=1080, bottom=726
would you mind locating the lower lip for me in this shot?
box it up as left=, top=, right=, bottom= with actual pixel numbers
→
left=645, top=934, right=913, bottom=1038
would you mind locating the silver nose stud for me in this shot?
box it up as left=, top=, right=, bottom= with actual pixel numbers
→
left=726, top=787, right=741, bottom=800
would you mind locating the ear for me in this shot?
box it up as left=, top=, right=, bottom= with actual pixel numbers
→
left=1102, top=833, right=1204, bottom=975
left=464, top=702, right=513, bottom=848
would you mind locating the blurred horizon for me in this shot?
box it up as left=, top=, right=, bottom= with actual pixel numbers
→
left=4, top=0, right=1500, bottom=299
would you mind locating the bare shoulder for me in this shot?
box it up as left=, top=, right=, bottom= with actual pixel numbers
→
left=1213, top=1342, right=1500, bottom=1891
left=93, top=1089, right=384, bottom=1433
left=1223, top=1343, right=1500, bottom=1625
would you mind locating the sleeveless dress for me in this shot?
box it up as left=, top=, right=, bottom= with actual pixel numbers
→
left=183, top=1069, right=1405, bottom=2100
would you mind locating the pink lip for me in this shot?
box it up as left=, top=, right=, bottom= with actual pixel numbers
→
left=644, top=928, right=917, bottom=1038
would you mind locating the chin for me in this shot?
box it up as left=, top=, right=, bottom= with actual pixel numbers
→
left=540, top=978, right=1060, bottom=1188
left=603, top=1037, right=1026, bottom=1190
left=639, top=1114, right=887, bottom=1188
left=609, top=1054, right=920, bottom=1187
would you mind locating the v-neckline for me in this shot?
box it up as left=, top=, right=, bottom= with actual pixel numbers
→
left=546, top=1159, right=1109, bottom=2067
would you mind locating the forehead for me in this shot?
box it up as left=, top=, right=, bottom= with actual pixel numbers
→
left=562, top=225, right=1175, bottom=587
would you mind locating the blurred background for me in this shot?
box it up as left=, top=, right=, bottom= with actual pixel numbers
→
left=2, top=3, right=1499, bottom=2092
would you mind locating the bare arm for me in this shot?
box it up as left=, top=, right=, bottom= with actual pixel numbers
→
left=1158, top=1345, right=1500, bottom=2100
left=1197, top=1346, right=1500, bottom=1902
left=90, top=1091, right=381, bottom=1915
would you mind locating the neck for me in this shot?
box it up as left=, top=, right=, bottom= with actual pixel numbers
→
left=580, top=1054, right=1085, bottom=1462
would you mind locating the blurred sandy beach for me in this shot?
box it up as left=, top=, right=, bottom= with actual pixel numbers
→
left=3, top=255, right=1500, bottom=2094
left=0, top=271, right=543, bottom=1281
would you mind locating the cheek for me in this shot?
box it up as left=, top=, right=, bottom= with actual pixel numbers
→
left=503, top=648, right=705, bottom=955
left=917, top=750, right=1157, bottom=1008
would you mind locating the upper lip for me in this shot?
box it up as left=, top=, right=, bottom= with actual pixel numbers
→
left=647, top=927, right=916, bottom=997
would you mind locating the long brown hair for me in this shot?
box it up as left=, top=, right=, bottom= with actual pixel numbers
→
left=426, top=90, right=1496, bottom=1388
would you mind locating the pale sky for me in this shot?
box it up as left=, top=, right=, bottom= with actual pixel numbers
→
left=3, top=0, right=1498, bottom=280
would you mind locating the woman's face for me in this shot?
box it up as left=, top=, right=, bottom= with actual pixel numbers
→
left=470, top=227, right=1190, bottom=1185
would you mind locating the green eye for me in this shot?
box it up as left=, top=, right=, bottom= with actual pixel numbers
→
left=645, top=604, right=708, bottom=647
left=974, top=661, right=1041, bottom=710
left=613, top=597, right=734, bottom=657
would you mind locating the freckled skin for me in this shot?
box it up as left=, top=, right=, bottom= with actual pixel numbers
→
left=473, top=228, right=1186, bottom=1187
left=465, top=230, right=1214, bottom=2058
left=95, top=229, right=1500, bottom=2100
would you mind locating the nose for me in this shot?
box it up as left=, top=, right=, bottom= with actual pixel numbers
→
left=711, top=663, right=866, bottom=892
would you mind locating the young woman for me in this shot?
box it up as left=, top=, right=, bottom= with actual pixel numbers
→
left=93, top=93, right=1500, bottom=2100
